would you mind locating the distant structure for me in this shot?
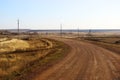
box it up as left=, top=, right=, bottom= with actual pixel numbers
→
left=88, top=29, right=92, bottom=36
left=0, top=30, right=11, bottom=35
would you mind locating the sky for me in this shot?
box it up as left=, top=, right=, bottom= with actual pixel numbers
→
left=0, top=0, right=120, bottom=29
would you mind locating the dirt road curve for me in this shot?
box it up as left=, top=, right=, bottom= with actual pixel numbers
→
left=34, top=38, right=120, bottom=80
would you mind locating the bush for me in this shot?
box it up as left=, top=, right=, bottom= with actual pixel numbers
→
left=115, top=40, right=120, bottom=44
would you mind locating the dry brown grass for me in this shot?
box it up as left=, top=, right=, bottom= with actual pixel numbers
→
left=0, top=38, right=57, bottom=80
left=0, top=39, right=29, bottom=53
left=0, top=38, right=8, bottom=42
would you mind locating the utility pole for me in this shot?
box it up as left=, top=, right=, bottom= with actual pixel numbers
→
left=60, top=24, right=62, bottom=38
left=77, top=27, right=79, bottom=37
left=17, top=19, right=19, bottom=35
left=17, top=19, right=20, bottom=39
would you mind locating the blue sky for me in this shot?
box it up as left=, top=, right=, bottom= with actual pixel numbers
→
left=0, top=0, right=120, bottom=29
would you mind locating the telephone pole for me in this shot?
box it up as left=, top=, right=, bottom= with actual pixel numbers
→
left=77, top=27, right=79, bottom=37
left=60, top=24, right=62, bottom=38
left=17, top=19, right=19, bottom=35
left=17, top=19, right=20, bottom=39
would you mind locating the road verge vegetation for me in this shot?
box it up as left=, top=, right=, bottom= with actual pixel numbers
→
left=0, top=38, right=70, bottom=80
left=82, top=37, right=120, bottom=54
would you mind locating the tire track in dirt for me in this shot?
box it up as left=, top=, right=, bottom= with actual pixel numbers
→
left=33, top=38, right=120, bottom=80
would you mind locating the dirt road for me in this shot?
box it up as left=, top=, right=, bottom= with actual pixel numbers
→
left=34, top=38, right=120, bottom=80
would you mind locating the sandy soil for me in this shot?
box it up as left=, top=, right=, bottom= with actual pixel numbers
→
left=33, top=38, right=120, bottom=80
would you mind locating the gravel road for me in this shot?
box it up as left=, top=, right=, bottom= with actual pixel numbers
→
left=34, top=38, right=120, bottom=80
